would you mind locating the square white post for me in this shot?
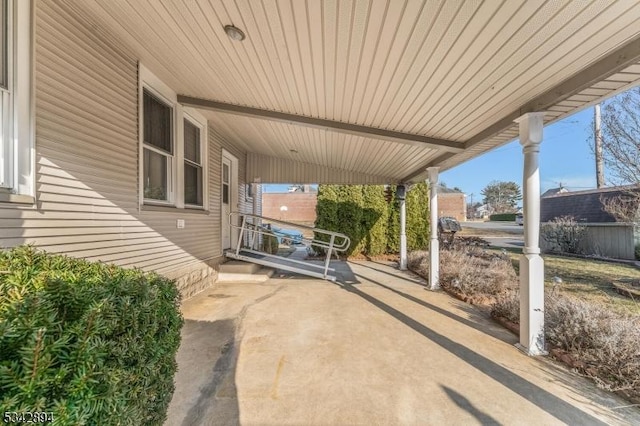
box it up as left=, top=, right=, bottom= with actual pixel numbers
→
left=399, top=194, right=407, bottom=270
left=427, top=167, right=440, bottom=290
left=516, top=112, right=546, bottom=356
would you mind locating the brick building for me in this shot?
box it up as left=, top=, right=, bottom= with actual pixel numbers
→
left=437, top=187, right=467, bottom=222
left=262, top=192, right=318, bottom=225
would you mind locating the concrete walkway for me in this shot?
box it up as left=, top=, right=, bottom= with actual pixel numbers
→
left=166, top=261, right=640, bottom=426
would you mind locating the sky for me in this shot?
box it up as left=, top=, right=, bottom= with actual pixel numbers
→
left=264, top=107, right=603, bottom=201
left=440, top=107, right=600, bottom=205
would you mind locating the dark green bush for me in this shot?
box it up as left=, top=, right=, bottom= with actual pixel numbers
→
left=489, top=213, right=516, bottom=221
left=0, top=246, right=183, bottom=425
left=406, top=183, right=430, bottom=251
left=315, top=184, right=430, bottom=257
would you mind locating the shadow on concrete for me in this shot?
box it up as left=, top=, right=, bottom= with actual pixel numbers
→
left=335, top=274, right=607, bottom=425
left=359, top=274, right=512, bottom=342
left=179, top=319, right=240, bottom=426
left=533, top=362, right=638, bottom=424
left=348, top=260, right=428, bottom=286
left=441, top=385, right=501, bottom=425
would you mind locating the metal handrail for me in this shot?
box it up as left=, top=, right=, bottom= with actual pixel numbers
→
left=227, top=212, right=351, bottom=279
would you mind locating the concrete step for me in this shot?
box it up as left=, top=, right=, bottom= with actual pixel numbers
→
left=219, top=260, right=262, bottom=274
left=217, top=260, right=272, bottom=283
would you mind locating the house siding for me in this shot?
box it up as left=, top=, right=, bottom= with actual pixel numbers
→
left=247, top=153, right=392, bottom=184
left=0, top=1, right=255, bottom=299
left=541, top=223, right=636, bottom=260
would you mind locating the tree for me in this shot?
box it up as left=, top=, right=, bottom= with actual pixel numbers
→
left=406, top=182, right=430, bottom=250
left=315, top=184, right=430, bottom=256
left=481, top=181, right=522, bottom=213
left=599, top=87, right=640, bottom=186
left=361, top=185, right=388, bottom=256
left=597, top=87, right=640, bottom=226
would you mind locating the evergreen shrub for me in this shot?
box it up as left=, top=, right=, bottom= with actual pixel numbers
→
left=489, top=213, right=516, bottom=221
left=0, top=246, right=183, bottom=425
left=315, top=184, right=430, bottom=256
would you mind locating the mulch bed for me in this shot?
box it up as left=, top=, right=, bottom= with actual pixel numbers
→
left=441, top=286, right=495, bottom=306
left=490, top=313, right=520, bottom=336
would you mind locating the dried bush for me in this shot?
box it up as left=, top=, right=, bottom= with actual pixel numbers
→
left=408, top=247, right=517, bottom=297
left=541, top=216, right=587, bottom=254
left=545, top=295, right=640, bottom=392
left=491, top=291, right=640, bottom=394
left=491, top=292, right=520, bottom=323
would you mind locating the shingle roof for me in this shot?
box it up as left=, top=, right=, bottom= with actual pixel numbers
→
left=437, top=184, right=463, bottom=194
left=541, top=187, right=569, bottom=198
left=540, top=185, right=640, bottom=223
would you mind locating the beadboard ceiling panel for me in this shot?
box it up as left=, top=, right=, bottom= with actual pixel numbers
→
left=68, top=0, right=640, bottom=182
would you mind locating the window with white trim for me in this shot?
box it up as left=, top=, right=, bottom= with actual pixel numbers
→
left=0, top=0, right=33, bottom=200
left=142, top=89, right=173, bottom=202
left=183, top=117, right=204, bottom=207
left=139, top=65, right=207, bottom=209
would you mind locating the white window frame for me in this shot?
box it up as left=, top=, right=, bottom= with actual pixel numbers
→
left=182, top=109, right=208, bottom=209
left=0, top=0, right=34, bottom=203
left=139, top=65, right=177, bottom=206
left=138, top=64, right=208, bottom=210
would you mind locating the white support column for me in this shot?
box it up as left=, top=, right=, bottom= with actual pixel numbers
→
left=427, top=167, right=440, bottom=290
left=399, top=186, right=407, bottom=270
left=516, top=112, right=546, bottom=356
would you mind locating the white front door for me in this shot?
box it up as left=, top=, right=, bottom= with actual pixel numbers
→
left=222, top=157, right=232, bottom=250
left=221, top=151, right=238, bottom=251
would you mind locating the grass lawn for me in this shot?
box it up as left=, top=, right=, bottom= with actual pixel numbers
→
left=494, top=248, right=640, bottom=315
left=458, top=226, right=522, bottom=238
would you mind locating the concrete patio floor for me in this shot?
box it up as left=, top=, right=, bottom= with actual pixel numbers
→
left=166, top=260, right=640, bottom=426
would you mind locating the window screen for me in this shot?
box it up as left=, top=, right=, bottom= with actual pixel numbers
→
left=143, top=90, right=172, bottom=153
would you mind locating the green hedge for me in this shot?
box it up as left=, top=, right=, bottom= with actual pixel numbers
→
left=315, top=183, right=430, bottom=256
left=489, top=213, right=516, bottom=221
left=0, top=246, right=183, bottom=425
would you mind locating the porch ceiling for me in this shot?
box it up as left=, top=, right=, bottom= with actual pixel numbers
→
left=73, top=0, right=640, bottom=183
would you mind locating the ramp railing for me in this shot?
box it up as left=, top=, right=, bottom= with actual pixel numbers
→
left=226, top=212, right=350, bottom=281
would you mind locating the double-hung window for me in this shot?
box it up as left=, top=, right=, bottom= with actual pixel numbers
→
left=0, top=0, right=33, bottom=202
left=143, top=89, right=173, bottom=202
left=183, top=118, right=204, bottom=207
left=140, top=65, right=207, bottom=210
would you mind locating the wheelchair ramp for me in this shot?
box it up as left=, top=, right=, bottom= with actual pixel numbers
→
left=225, top=248, right=338, bottom=282
left=225, top=213, right=349, bottom=282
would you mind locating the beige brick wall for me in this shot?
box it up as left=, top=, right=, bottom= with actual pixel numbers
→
left=262, top=193, right=318, bottom=224
left=438, top=193, right=467, bottom=222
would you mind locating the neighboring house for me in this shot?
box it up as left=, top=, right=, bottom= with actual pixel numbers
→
left=472, top=204, right=491, bottom=219
left=541, top=186, right=640, bottom=260
left=541, top=187, right=570, bottom=198
left=437, top=186, right=467, bottom=222
left=262, top=191, right=318, bottom=225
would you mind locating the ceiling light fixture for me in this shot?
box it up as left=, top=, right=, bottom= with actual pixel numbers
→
left=224, top=25, right=246, bottom=41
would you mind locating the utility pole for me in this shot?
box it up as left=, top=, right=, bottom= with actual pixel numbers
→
left=594, top=104, right=605, bottom=188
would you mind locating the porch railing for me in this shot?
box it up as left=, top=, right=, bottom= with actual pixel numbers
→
left=227, top=212, right=350, bottom=280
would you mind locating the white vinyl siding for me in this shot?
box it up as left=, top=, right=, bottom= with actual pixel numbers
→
left=0, top=1, right=248, bottom=297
